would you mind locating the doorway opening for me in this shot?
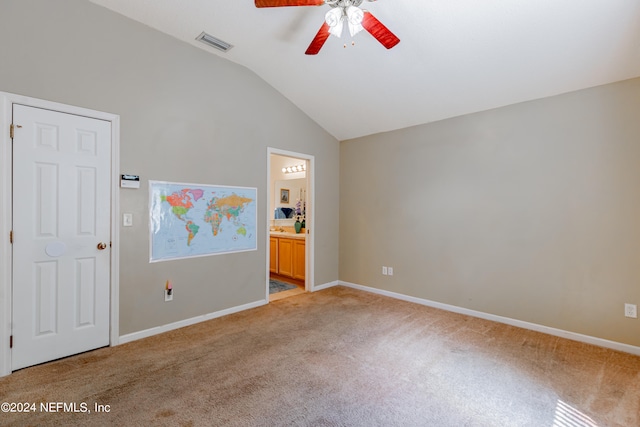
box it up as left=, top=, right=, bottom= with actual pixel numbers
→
left=267, top=149, right=314, bottom=302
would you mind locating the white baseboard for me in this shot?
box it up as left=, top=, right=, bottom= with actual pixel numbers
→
left=119, top=299, right=267, bottom=344
left=119, top=279, right=341, bottom=345
left=339, top=281, right=640, bottom=356
left=312, top=280, right=339, bottom=292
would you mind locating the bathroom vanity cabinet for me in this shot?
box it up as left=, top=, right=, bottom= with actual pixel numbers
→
left=270, top=234, right=305, bottom=281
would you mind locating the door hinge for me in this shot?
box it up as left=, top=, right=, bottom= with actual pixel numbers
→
left=9, top=230, right=12, bottom=244
left=9, top=124, right=22, bottom=139
left=9, top=335, right=12, bottom=349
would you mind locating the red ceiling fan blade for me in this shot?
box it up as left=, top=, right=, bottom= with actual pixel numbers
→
left=305, top=22, right=330, bottom=55
left=255, top=0, right=324, bottom=7
left=362, top=12, right=400, bottom=49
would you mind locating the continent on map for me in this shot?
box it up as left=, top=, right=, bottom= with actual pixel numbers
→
left=204, top=193, right=253, bottom=237
left=160, top=188, right=204, bottom=220
left=185, top=220, right=200, bottom=246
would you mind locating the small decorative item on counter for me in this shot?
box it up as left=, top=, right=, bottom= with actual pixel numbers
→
left=294, top=198, right=306, bottom=233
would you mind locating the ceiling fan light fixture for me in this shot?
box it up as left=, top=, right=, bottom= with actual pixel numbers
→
left=346, top=6, right=364, bottom=36
left=195, top=31, right=234, bottom=52
left=325, top=4, right=366, bottom=39
left=347, top=6, right=364, bottom=25
left=325, top=8, right=344, bottom=37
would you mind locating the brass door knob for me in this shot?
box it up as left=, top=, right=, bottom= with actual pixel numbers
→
left=97, top=242, right=107, bottom=250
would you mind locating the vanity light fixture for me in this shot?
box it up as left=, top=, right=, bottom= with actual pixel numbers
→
left=282, top=164, right=306, bottom=174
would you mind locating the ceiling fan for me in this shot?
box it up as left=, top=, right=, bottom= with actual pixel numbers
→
left=255, top=0, right=400, bottom=55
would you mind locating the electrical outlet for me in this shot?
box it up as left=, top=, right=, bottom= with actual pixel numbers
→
left=382, top=266, right=388, bottom=275
left=625, top=303, right=637, bottom=318
left=388, top=267, right=393, bottom=276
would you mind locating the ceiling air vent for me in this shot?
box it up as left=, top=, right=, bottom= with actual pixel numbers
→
left=196, top=32, right=233, bottom=52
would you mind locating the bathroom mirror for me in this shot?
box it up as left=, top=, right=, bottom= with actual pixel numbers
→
left=274, top=178, right=305, bottom=219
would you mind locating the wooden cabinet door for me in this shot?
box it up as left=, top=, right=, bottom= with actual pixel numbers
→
left=269, top=237, right=278, bottom=274
left=293, top=239, right=305, bottom=280
left=278, top=238, right=293, bottom=277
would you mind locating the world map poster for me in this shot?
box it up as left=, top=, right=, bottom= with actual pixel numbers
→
left=149, top=181, right=257, bottom=262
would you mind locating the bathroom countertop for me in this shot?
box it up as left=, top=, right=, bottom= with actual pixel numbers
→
left=269, top=231, right=306, bottom=240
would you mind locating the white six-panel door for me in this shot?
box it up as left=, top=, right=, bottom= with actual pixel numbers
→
left=12, top=104, right=111, bottom=370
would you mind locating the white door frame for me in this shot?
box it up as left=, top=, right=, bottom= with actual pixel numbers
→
left=0, top=92, right=120, bottom=377
left=266, top=148, right=315, bottom=300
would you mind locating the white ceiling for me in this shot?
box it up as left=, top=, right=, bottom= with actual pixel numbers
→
left=88, top=0, right=640, bottom=141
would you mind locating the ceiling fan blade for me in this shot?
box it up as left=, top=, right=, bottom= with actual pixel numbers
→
left=255, top=0, right=324, bottom=7
left=305, top=22, right=330, bottom=55
left=361, top=12, right=400, bottom=49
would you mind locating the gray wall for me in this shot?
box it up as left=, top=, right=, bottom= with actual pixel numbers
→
left=3, top=0, right=638, bottom=349
left=340, top=78, right=640, bottom=347
left=0, top=0, right=339, bottom=335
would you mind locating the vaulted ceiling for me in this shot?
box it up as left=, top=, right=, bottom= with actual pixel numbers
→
left=89, top=0, right=640, bottom=141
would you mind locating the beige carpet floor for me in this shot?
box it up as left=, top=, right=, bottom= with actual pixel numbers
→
left=1, top=286, right=639, bottom=426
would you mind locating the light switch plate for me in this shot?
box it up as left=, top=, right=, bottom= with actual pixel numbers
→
left=123, top=213, right=133, bottom=227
